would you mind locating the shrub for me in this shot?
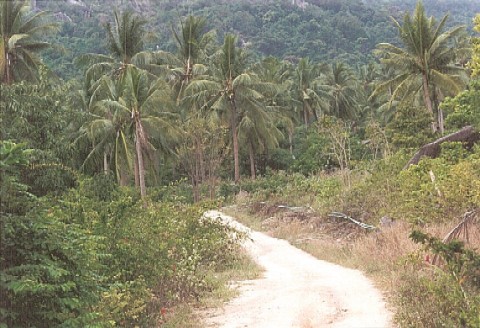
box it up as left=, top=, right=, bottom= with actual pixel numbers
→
left=0, top=209, right=105, bottom=327
left=396, top=231, right=480, bottom=327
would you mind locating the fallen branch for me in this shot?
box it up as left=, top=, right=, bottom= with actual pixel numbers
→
left=403, top=125, right=480, bottom=169
left=277, top=205, right=314, bottom=212
left=328, top=212, right=377, bottom=230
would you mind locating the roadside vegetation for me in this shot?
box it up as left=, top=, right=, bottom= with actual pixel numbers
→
left=1, top=0, right=480, bottom=326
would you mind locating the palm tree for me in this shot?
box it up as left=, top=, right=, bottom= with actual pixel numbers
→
left=170, top=15, right=215, bottom=100
left=250, top=57, right=293, bottom=167
left=292, top=58, right=330, bottom=125
left=77, top=10, right=160, bottom=84
left=238, top=105, right=283, bottom=179
left=0, top=0, right=57, bottom=84
left=185, top=34, right=275, bottom=183
left=112, top=66, right=179, bottom=198
left=322, top=62, right=361, bottom=120
left=80, top=66, right=179, bottom=198
left=165, top=15, right=216, bottom=192
left=373, top=0, right=469, bottom=133
left=75, top=77, right=133, bottom=185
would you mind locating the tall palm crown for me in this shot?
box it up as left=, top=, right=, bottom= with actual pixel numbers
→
left=106, top=10, right=146, bottom=66
left=77, top=10, right=155, bottom=85
left=172, top=16, right=212, bottom=81
left=0, top=0, right=57, bottom=84
left=373, top=1, right=469, bottom=133
left=169, top=15, right=214, bottom=104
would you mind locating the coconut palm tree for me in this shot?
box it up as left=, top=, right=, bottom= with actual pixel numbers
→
left=75, top=77, right=133, bottom=184
left=79, top=66, right=179, bottom=198
left=322, top=62, right=361, bottom=120
left=110, top=66, right=179, bottom=198
left=0, top=0, right=57, bottom=84
left=291, top=58, right=330, bottom=126
left=185, top=34, right=276, bottom=183
left=373, top=0, right=469, bottom=133
left=237, top=105, right=283, bottom=179
left=169, top=15, right=215, bottom=100
left=77, top=10, right=161, bottom=84
left=249, top=57, right=293, bottom=168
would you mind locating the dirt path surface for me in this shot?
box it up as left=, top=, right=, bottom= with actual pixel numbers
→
left=204, top=211, right=394, bottom=328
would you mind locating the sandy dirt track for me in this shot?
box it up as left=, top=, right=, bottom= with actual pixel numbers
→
left=203, top=211, right=394, bottom=328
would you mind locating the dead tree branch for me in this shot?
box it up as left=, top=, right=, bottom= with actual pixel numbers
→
left=403, top=125, right=480, bottom=169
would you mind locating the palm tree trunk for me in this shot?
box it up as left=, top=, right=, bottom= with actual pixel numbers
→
left=119, top=169, right=129, bottom=186
left=422, top=73, right=437, bottom=132
left=249, top=141, right=256, bottom=180
left=230, top=100, right=240, bottom=183
left=196, top=137, right=206, bottom=182
left=438, top=108, right=445, bottom=134
left=103, top=152, right=109, bottom=175
left=135, top=123, right=146, bottom=199
left=4, top=51, right=12, bottom=85
left=134, top=154, right=139, bottom=187
left=303, top=103, right=308, bottom=126
left=289, top=131, right=294, bottom=155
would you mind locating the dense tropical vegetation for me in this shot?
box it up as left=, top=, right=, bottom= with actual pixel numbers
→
left=2, top=0, right=480, bottom=326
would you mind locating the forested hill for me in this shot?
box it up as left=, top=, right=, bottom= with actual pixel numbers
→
left=36, top=0, right=480, bottom=80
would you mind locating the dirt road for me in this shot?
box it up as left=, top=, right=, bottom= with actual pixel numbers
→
left=204, top=211, right=393, bottom=328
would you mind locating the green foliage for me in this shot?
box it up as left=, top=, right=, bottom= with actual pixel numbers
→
left=469, top=14, right=480, bottom=78
left=393, top=149, right=480, bottom=224
left=411, top=231, right=480, bottom=284
left=94, top=279, right=151, bottom=327
left=441, top=79, right=480, bottom=130
left=0, top=77, right=80, bottom=196
left=52, top=180, right=246, bottom=324
left=386, top=104, right=434, bottom=150
left=396, top=231, right=480, bottom=327
left=0, top=141, right=34, bottom=215
left=0, top=142, right=104, bottom=327
left=0, top=0, right=58, bottom=84
left=0, top=211, right=105, bottom=327
left=291, top=126, right=333, bottom=174
left=1, top=142, right=246, bottom=327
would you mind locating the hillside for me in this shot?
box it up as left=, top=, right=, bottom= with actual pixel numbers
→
left=36, top=0, right=480, bottom=80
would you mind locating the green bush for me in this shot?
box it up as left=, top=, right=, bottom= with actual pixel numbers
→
left=0, top=212, right=105, bottom=327
left=396, top=232, right=480, bottom=327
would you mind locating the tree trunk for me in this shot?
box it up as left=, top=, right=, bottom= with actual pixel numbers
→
left=404, top=125, right=480, bottom=169
left=4, top=51, right=12, bottom=85
left=249, top=141, right=256, bottom=180
left=191, top=176, right=199, bottom=203
left=134, top=153, right=139, bottom=187
left=231, top=100, right=240, bottom=183
left=303, top=103, right=308, bottom=126
left=422, top=73, right=437, bottom=132
left=103, top=152, right=109, bottom=175
left=438, top=108, right=445, bottom=135
left=197, top=137, right=206, bottom=182
left=135, top=122, right=147, bottom=199
left=119, top=169, right=129, bottom=186
left=289, top=130, right=294, bottom=155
